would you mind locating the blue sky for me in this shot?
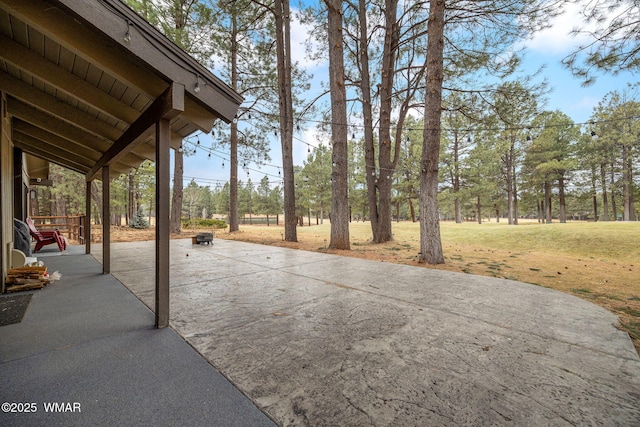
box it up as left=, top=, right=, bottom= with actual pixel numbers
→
left=178, top=2, right=638, bottom=189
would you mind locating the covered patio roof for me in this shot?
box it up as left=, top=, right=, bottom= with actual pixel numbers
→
left=0, top=0, right=241, bottom=179
left=0, top=0, right=242, bottom=327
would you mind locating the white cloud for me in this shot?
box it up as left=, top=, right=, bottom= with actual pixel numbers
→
left=290, top=10, right=324, bottom=68
left=524, top=2, right=593, bottom=56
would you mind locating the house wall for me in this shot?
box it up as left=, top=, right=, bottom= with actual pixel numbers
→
left=13, top=149, right=28, bottom=221
left=0, top=90, right=13, bottom=291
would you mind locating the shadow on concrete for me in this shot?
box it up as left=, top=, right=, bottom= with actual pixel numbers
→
left=0, top=248, right=275, bottom=427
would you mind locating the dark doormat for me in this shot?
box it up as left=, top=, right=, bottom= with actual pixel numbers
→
left=0, top=293, right=34, bottom=326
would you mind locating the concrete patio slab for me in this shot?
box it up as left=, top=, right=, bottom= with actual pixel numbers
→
left=100, top=238, right=640, bottom=425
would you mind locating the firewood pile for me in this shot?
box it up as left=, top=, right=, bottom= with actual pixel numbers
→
left=5, top=266, right=49, bottom=292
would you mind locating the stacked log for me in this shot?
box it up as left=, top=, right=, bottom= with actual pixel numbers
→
left=5, top=266, right=48, bottom=292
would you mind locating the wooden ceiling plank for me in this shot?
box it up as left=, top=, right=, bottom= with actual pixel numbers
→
left=0, top=0, right=163, bottom=99
left=0, top=70, right=122, bottom=141
left=14, top=131, right=93, bottom=169
left=13, top=137, right=91, bottom=174
left=13, top=120, right=102, bottom=162
left=8, top=97, right=111, bottom=152
left=0, top=33, right=140, bottom=123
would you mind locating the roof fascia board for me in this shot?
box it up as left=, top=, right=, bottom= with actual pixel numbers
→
left=57, top=0, right=242, bottom=123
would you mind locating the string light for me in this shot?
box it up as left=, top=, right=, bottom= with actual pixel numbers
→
left=124, top=20, right=132, bottom=43
left=180, top=106, right=622, bottom=188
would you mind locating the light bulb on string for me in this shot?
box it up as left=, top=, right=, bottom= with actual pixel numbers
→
left=124, top=20, right=132, bottom=43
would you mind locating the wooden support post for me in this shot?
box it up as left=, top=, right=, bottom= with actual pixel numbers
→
left=155, top=118, right=170, bottom=328
left=85, top=180, right=91, bottom=254
left=102, top=166, right=110, bottom=274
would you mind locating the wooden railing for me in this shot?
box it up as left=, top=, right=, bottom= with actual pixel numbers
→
left=30, top=215, right=86, bottom=243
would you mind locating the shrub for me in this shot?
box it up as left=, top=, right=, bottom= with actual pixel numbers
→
left=130, top=211, right=149, bottom=229
left=181, top=218, right=227, bottom=229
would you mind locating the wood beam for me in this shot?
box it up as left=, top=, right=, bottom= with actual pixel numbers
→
left=0, top=33, right=140, bottom=124
left=155, top=118, right=170, bottom=328
left=8, top=98, right=110, bottom=152
left=102, top=166, right=110, bottom=274
left=13, top=131, right=94, bottom=170
left=13, top=120, right=101, bottom=162
left=0, top=70, right=123, bottom=141
left=13, top=138, right=90, bottom=174
left=183, top=96, right=218, bottom=133
left=10, top=101, right=147, bottom=174
left=87, top=83, right=184, bottom=181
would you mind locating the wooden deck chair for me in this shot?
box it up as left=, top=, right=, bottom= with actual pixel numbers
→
left=26, top=217, right=66, bottom=252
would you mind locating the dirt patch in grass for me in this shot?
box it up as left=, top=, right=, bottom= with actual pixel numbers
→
left=105, top=221, right=640, bottom=355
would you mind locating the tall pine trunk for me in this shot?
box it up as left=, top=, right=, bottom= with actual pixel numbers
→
left=622, top=144, right=634, bottom=220
left=600, top=163, right=609, bottom=220
left=275, top=0, right=298, bottom=242
left=274, top=0, right=296, bottom=242
left=326, top=0, right=350, bottom=249
left=358, top=0, right=399, bottom=244
left=170, top=148, right=183, bottom=233
left=544, top=180, right=552, bottom=223
left=419, top=0, right=445, bottom=265
left=127, top=171, right=134, bottom=225
left=610, top=163, right=617, bottom=220
left=229, top=15, right=239, bottom=232
left=559, top=176, right=567, bottom=223
left=453, top=135, right=462, bottom=223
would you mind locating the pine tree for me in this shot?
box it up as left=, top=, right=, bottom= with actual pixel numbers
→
left=130, top=210, right=149, bottom=229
